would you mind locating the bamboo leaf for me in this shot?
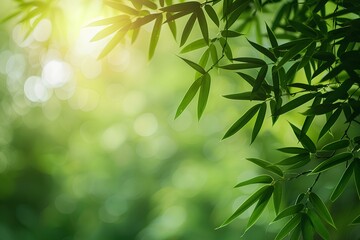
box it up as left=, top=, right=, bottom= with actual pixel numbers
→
left=179, top=57, right=206, bottom=74
left=232, top=57, right=266, bottom=65
left=204, top=5, right=219, bottom=26
left=276, top=153, right=310, bottom=166
left=289, top=123, right=317, bottom=153
left=354, top=160, right=360, bottom=199
left=307, top=210, right=330, bottom=240
left=196, top=8, right=209, bottom=45
left=251, top=102, right=266, bottom=143
left=166, top=12, right=177, bottom=39
left=130, top=14, right=158, bottom=29
left=252, top=65, right=268, bottom=94
left=248, top=39, right=277, bottom=62
left=175, top=77, right=202, bottom=118
left=87, top=15, right=130, bottom=27
left=91, top=24, right=122, bottom=42
left=223, top=104, right=261, bottom=139
left=275, top=214, right=302, bottom=240
left=198, top=73, right=211, bottom=119
left=104, top=1, right=140, bottom=15
left=351, top=215, right=360, bottom=225
left=97, top=26, right=129, bottom=59
left=273, top=181, right=282, bottom=214
left=331, top=162, right=354, bottom=201
left=301, top=214, right=315, bottom=240
left=246, top=158, right=283, bottom=177
left=321, top=139, right=350, bottom=151
left=160, top=1, right=200, bottom=12
left=273, top=204, right=304, bottom=221
left=181, top=39, right=207, bottom=53
left=218, top=185, right=271, bottom=228
left=277, top=147, right=309, bottom=154
left=219, top=63, right=263, bottom=70
left=309, top=192, right=336, bottom=228
left=312, top=152, right=353, bottom=173
left=180, top=13, right=197, bottom=47
left=276, top=39, right=313, bottom=70
left=148, top=14, right=163, bottom=60
left=221, top=30, right=242, bottom=38
left=223, top=91, right=267, bottom=101
left=277, top=93, right=316, bottom=115
left=318, top=107, right=342, bottom=140
left=234, top=175, right=273, bottom=189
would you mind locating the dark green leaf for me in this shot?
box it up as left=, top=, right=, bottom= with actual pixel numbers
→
left=196, top=8, right=209, bottom=45
left=204, top=5, right=219, bottom=26
left=331, top=162, right=354, bottom=201
left=166, top=13, right=177, bottom=39
left=298, top=41, right=317, bottom=70
left=149, top=14, right=163, bottom=60
left=276, top=39, right=313, bottom=70
left=312, top=152, right=353, bottom=174
left=223, top=104, right=261, bottom=139
left=251, top=102, right=266, bottom=143
left=289, top=20, right=318, bottom=38
left=287, top=83, right=323, bottom=91
left=179, top=57, right=206, bottom=74
left=351, top=215, right=360, bottom=225
left=318, top=107, right=342, bottom=140
left=276, top=153, right=310, bottom=166
left=309, top=192, right=336, bottom=228
left=275, top=214, right=302, bottom=240
left=303, top=103, right=341, bottom=116
left=289, top=123, right=317, bottom=153
left=248, top=39, right=277, bottom=62
left=160, top=1, right=200, bottom=12
left=354, top=161, right=360, bottom=199
left=266, top=23, right=278, bottom=48
left=219, top=63, right=263, bottom=70
left=234, top=175, right=273, bottom=188
left=321, top=139, right=350, bottom=151
left=198, top=73, right=211, bottom=119
left=277, top=93, right=316, bottom=115
left=324, top=79, right=353, bottom=104
left=221, top=30, right=243, bottom=38
left=301, top=214, right=314, bottom=240
left=246, top=158, right=283, bottom=177
left=175, top=77, right=202, bottom=118
left=277, top=147, right=309, bottom=154
left=164, top=10, right=193, bottom=23
left=307, top=210, right=329, bottom=240
left=218, top=185, right=271, bottom=228
left=232, top=57, right=266, bottom=65
left=247, top=186, right=274, bottom=230
left=219, top=37, right=233, bottom=60
left=130, top=14, right=158, bottom=29
left=273, top=181, right=282, bottom=214
left=209, top=44, right=218, bottom=65
left=181, top=39, right=207, bottom=53
left=273, top=204, right=304, bottom=221
left=180, top=12, right=197, bottom=47
left=223, top=91, right=267, bottom=101
left=272, top=66, right=281, bottom=101
left=313, top=0, right=328, bottom=13
left=252, top=65, right=268, bottom=94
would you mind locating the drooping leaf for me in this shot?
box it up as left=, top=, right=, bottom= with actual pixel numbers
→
left=309, top=192, right=336, bottom=228
left=166, top=12, right=177, bottom=39
left=181, top=39, right=207, bottom=53
left=275, top=214, right=302, bottom=240
left=248, top=39, right=277, bottom=62
left=180, top=12, right=197, bottom=46
left=276, top=93, right=316, bottom=115
left=301, top=214, right=314, bottom=240
left=276, top=153, right=310, bottom=166
left=223, top=104, right=261, bottom=139
left=303, top=103, right=341, bottom=116
left=354, top=160, right=360, bottom=199
left=130, top=14, right=158, bottom=29
left=246, top=186, right=274, bottom=230
left=272, top=66, right=281, bottom=101
left=175, top=77, right=202, bottom=118
left=312, top=152, right=353, bottom=173
left=252, top=65, right=268, bottom=94
left=219, top=37, right=233, bottom=60
left=321, top=139, right=350, bottom=151
left=289, top=123, right=317, bottom=153
left=196, top=8, right=209, bottom=44
left=273, top=204, right=304, bottom=221
left=307, top=210, right=330, bottom=240
left=277, top=147, right=309, bottom=154
left=104, top=1, right=140, bottom=15
left=198, top=73, right=211, bottom=119
left=218, top=185, right=272, bottom=228
left=266, top=23, right=278, bottom=48
left=234, top=175, right=273, bottom=188
left=209, top=44, right=218, bottom=65
left=160, top=1, right=200, bottom=12
left=251, top=102, right=266, bottom=143
left=91, top=23, right=123, bottom=42
left=289, top=20, right=318, bottom=38
left=324, top=78, right=353, bottom=104
left=164, top=9, right=193, bottom=23
left=246, top=158, right=283, bottom=177
left=351, top=215, right=360, bottom=225
left=221, top=29, right=242, bottom=37
left=273, top=181, right=282, bottom=214
left=219, top=63, right=263, bottom=70
left=179, top=57, right=206, bottom=74
left=276, top=39, right=313, bottom=70
left=87, top=15, right=130, bottom=27
left=223, top=91, right=268, bottom=101
left=331, top=161, right=354, bottom=201
left=318, top=107, right=342, bottom=140
left=298, top=41, right=317, bottom=70
left=204, top=4, right=219, bottom=26
left=97, top=26, right=129, bottom=59
left=148, top=14, right=163, bottom=60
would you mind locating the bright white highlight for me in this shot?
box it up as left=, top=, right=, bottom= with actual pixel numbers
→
left=42, top=60, right=73, bottom=88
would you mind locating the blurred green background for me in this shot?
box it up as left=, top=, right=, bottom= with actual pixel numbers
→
left=0, top=0, right=359, bottom=239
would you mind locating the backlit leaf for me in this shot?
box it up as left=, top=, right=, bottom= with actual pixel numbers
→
left=273, top=203, right=304, bottom=221
left=318, top=107, right=342, bottom=140
left=179, top=57, right=206, bottom=74
left=275, top=214, right=302, bottom=240
left=251, top=102, right=266, bottom=144
left=331, top=161, right=354, bottom=201
left=160, top=1, right=200, bottom=12
left=234, top=175, right=273, bottom=188
left=180, top=12, right=197, bottom=46
left=312, top=152, right=353, bottom=173
left=321, top=139, right=350, bottom=151
left=309, top=192, right=336, bottom=228
left=166, top=12, right=177, bottom=39
left=175, top=77, right=202, bottom=118
left=247, top=186, right=274, bottom=230
left=97, top=26, right=129, bottom=59
left=198, top=73, right=211, bottom=119
left=246, top=158, right=283, bottom=177
left=149, top=14, right=163, bottom=60
left=196, top=8, right=209, bottom=44
left=221, top=30, right=242, bottom=38
left=181, top=39, right=207, bottom=53
left=204, top=5, right=219, bottom=26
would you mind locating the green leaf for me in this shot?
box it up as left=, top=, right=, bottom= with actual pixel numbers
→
left=321, top=139, right=350, bottom=151
left=354, top=161, right=360, bottom=199
left=91, top=24, right=123, bottom=42
left=181, top=39, right=207, bottom=53
left=276, top=39, right=313, bottom=70
left=223, top=104, right=261, bottom=139
left=289, top=20, right=318, bottom=38
left=219, top=37, right=232, bottom=60
left=301, top=214, right=314, bottom=240
left=209, top=44, right=218, bottom=65
left=204, top=5, right=219, bottom=26
left=148, top=14, right=163, bottom=60
left=166, top=13, right=177, bottom=39
left=289, top=123, right=317, bottom=153
left=303, top=103, right=341, bottom=116
left=97, top=27, right=129, bottom=59
left=276, top=153, right=310, bottom=166
left=252, top=65, right=268, bottom=94
left=196, top=8, right=209, bottom=45
left=219, top=63, right=263, bottom=70
left=275, top=214, right=302, bottom=240
left=234, top=175, right=273, bottom=188
left=287, top=83, right=322, bottom=92
left=307, top=210, right=329, bottom=240
left=104, top=1, right=139, bottom=15
left=318, top=107, right=342, bottom=140
left=251, top=102, right=267, bottom=143
left=324, top=79, right=353, bottom=104
left=175, top=77, right=202, bottom=118
left=277, top=147, right=309, bottom=154
left=179, top=57, right=206, bottom=74
left=87, top=15, right=130, bottom=27
left=272, top=66, right=281, bottom=101
left=266, top=23, right=278, bottom=48
left=309, top=192, right=336, bottom=228
left=180, top=12, right=197, bottom=47
left=198, top=73, right=211, bottom=119
left=218, top=185, right=271, bottom=228
left=164, top=9, right=193, bottom=23
left=246, top=158, right=283, bottom=177
left=273, top=181, right=282, bottom=214
left=130, top=14, right=158, bottom=29
left=248, top=39, right=277, bottom=62
left=331, top=161, right=354, bottom=201
left=351, top=215, right=360, bottom=225
left=247, top=186, right=274, bottom=230
left=312, top=152, right=353, bottom=173
left=232, top=57, right=266, bottom=65
left=298, top=41, right=317, bottom=70
left=160, top=1, right=200, bottom=12
left=277, top=93, right=316, bottom=115
left=273, top=203, right=304, bottom=221
left=223, top=91, right=267, bottom=101
left=221, top=30, right=242, bottom=38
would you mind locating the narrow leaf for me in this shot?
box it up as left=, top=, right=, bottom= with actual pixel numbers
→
left=221, top=30, right=242, bottom=38
left=219, top=63, right=263, bottom=70
left=251, top=102, right=267, bottom=143
left=234, top=175, right=273, bottom=188
left=275, top=214, right=302, bottom=240
left=179, top=57, right=206, bottom=74
left=97, top=27, right=129, bottom=59
left=307, top=210, right=329, bottom=240
left=181, top=39, right=207, bottom=53
left=247, top=186, right=274, bottom=230
left=274, top=203, right=304, bottom=221
left=149, top=14, right=163, bottom=60
left=318, top=107, right=342, bottom=140
left=166, top=12, right=177, bottom=39
left=321, top=139, right=350, bottom=151
left=277, top=93, right=316, bottom=115
left=309, top=192, right=336, bottom=228
left=354, top=161, right=360, bottom=199
left=246, top=158, right=283, bottom=177
left=224, top=91, right=267, bottom=101
left=277, top=147, right=309, bottom=154
left=301, top=214, right=315, bottom=240
left=160, top=1, right=200, bottom=12
left=175, top=77, right=202, bottom=118
left=351, top=215, right=360, bottom=225
left=312, top=152, right=353, bottom=173
left=223, top=104, right=261, bottom=139
left=277, top=153, right=310, bottom=166
left=196, top=8, right=209, bottom=44
left=248, top=39, right=277, bottom=62
left=276, top=39, right=313, bottom=70
left=204, top=5, right=219, bottom=26
left=290, top=123, right=317, bottom=153
left=331, top=162, right=354, bottom=201
left=180, top=13, right=197, bottom=47
left=273, top=181, right=282, bottom=214
left=198, top=73, right=211, bottom=119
